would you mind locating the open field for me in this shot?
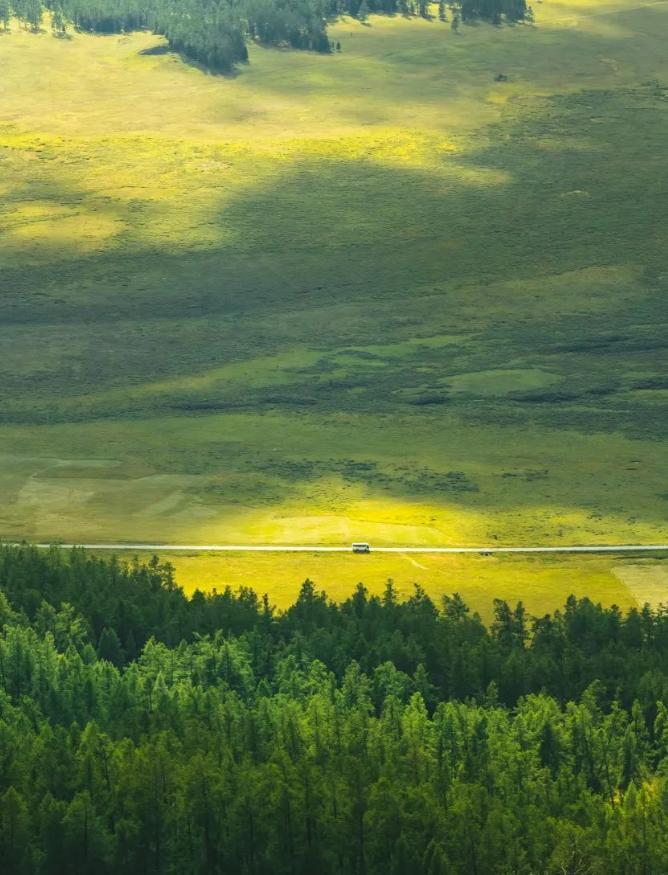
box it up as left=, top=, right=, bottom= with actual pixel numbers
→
left=125, top=550, right=668, bottom=619
left=1, top=0, right=667, bottom=597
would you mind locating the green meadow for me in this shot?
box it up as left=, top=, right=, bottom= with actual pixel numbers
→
left=1, top=1, right=667, bottom=607
left=136, top=550, right=665, bottom=620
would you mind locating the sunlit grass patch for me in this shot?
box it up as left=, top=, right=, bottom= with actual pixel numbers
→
left=2, top=208, right=123, bottom=260
left=129, top=549, right=654, bottom=620
left=612, top=563, right=668, bottom=608
left=0, top=405, right=664, bottom=548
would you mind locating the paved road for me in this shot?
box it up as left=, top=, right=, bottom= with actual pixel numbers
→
left=17, top=543, right=668, bottom=554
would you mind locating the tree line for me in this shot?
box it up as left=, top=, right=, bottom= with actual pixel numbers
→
left=0, top=544, right=667, bottom=872
left=1, top=0, right=530, bottom=70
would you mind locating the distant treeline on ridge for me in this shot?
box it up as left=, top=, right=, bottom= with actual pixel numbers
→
left=1, top=0, right=530, bottom=71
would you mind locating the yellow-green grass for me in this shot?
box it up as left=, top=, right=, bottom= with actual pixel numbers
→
left=0, top=411, right=665, bottom=545
left=124, top=551, right=668, bottom=621
left=1, top=0, right=667, bottom=571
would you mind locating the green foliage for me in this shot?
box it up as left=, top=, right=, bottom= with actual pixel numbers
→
left=49, top=1, right=66, bottom=33
left=0, top=0, right=11, bottom=27
left=9, top=0, right=529, bottom=71
left=97, top=626, right=124, bottom=666
left=459, top=0, right=526, bottom=24
left=12, top=0, right=42, bottom=28
left=1, top=545, right=668, bottom=870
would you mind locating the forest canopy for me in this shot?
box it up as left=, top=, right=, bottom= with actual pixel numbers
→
left=0, top=544, right=667, bottom=873
left=3, top=0, right=530, bottom=70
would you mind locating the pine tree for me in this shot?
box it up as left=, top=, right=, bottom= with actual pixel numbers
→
left=0, top=0, right=10, bottom=29
left=51, top=3, right=67, bottom=35
left=26, top=0, right=42, bottom=30
left=98, top=626, right=124, bottom=666
left=0, top=787, right=31, bottom=873
left=423, top=839, right=452, bottom=875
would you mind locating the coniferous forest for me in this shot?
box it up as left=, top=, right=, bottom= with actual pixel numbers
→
left=0, top=545, right=667, bottom=873
left=3, top=0, right=530, bottom=71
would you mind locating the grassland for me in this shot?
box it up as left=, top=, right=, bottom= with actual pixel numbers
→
left=127, top=550, right=665, bottom=620
left=1, top=1, right=667, bottom=610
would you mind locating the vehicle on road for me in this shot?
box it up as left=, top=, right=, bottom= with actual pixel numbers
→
left=352, top=542, right=371, bottom=553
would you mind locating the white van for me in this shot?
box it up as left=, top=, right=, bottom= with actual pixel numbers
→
left=352, top=542, right=371, bottom=553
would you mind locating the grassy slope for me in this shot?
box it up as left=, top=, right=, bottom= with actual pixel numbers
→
left=1, top=1, right=667, bottom=610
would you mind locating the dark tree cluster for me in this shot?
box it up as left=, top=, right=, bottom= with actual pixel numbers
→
left=4, top=0, right=43, bottom=29
left=459, top=0, right=526, bottom=24
left=3, top=0, right=529, bottom=71
left=0, top=544, right=668, bottom=872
